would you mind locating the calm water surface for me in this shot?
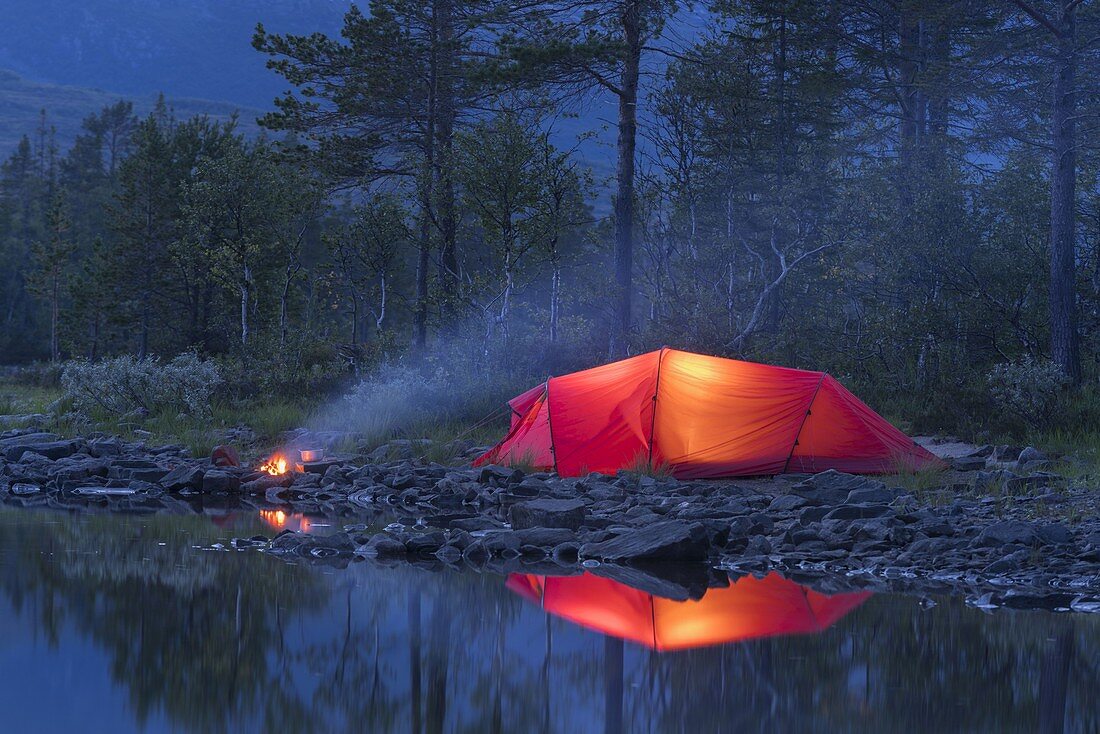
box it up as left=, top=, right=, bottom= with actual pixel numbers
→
left=0, top=507, right=1093, bottom=733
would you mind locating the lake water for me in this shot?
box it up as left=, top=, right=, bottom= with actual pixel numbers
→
left=0, top=507, right=1093, bottom=733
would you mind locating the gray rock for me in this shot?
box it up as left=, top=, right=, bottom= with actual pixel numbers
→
left=1017, top=446, right=1047, bottom=464
left=798, top=506, right=832, bottom=525
left=357, top=533, right=408, bottom=557
left=405, top=532, right=446, bottom=555
left=768, top=494, right=809, bottom=512
left=202, top=470, right=239, bottom=493
left=950, top=456, right=987, bottom=472
left=793, top=471, right=885, bottom=505
left=846, top=486, right=901, bottom=504
left=579, top=521, right=708, bottom=563
left=1037, top=523, right=1073, bottom=545
left=160, top=464, right=204, bottom=491
left=984, top=548, right=1030, bottom=574
left=514, top=527, right=576, bottom=547
left=825, top=504, right=894, bottom=521
left=10, top=483, right=40, bottom=496
left=509, top=498, right=587, bottom=530
left=6, top=438, right=80, bottom=462
left=744, top=535, right=772, bottom=555
left=974, top=521, right=1039, bottom=547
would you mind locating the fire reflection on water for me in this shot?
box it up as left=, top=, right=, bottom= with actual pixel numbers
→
left=258, top=509, right=312, bottom=533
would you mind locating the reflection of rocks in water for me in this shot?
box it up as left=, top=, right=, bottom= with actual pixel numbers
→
left=0, top=507, right=1093, bottom=733
left=4, top=426, right=1100, bottom=610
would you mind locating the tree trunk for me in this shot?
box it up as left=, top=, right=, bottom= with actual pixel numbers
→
left=376, top=270, right=387, bottom=333
left=898, top=5, right=920, bottom=205
left=608, top=2, right=641, bottom=360
left=49, top=276, right=60, bottom=362
left=603, top=636, right=623, bottom=734
left=240, top=264, right=252, bottom=346
left=1038, top=623, right=1073, bottom=734
left=1049, top=6, right=1080, bottom=381
left=279, top=269, right=292, bottom=350
left=549, top=262, right=561, bottom=344
left=414, top=27, right=439, bottom=352
left=408, top=589, right=421, bottom=734
left=435, top=0, right=459, bottom=327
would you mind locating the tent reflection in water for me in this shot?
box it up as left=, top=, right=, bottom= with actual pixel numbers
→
left=476, top=348, right=944, bottom=478
left=507, top=572, right=870, bottom=651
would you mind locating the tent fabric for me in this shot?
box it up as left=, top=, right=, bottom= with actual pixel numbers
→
left=506, top=572, right=871, bottom=651
left=475, top=348, right=943, bottom=478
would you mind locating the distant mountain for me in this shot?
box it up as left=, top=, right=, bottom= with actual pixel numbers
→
left=0, top=0, right=351, bottom=109
left=0, top=69, right=264, bottom=157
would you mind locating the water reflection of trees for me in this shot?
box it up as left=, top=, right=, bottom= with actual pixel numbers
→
left=0, top=508, right=1096, bottom=733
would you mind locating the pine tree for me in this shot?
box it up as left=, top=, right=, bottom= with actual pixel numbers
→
left=27, top=191, right=75, bottom=362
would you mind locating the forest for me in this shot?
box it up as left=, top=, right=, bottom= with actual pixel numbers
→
left=2, top=0, right=1099, bottom=440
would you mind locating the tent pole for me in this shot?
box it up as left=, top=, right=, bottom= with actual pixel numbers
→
left=783, top=372, right=825, bottom=474
left=647, top=346, right=668, bottom=468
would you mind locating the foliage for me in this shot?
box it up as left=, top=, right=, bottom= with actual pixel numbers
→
left=61, top=352, right=222, bottom=416
left=986, top=357, right=1071, bottom=430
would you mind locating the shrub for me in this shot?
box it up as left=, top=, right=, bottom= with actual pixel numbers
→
left=986, top=357, right=1069, bottom=430
left=61, top=352, right=222, bottom=417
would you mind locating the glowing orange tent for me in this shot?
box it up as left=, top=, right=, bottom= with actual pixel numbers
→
left=475, top=348, right=942, bottom=478
left=507, top=572, right=870, bottom=651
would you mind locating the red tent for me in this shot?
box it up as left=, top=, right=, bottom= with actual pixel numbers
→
left=475, top=348, right=942, bottom=478
left=507, top=572, right=870, bottom=651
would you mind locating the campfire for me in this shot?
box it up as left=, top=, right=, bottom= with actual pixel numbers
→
left=256, top=448, right=323, bottom=475
left=258, top=453, right=291, bottom=475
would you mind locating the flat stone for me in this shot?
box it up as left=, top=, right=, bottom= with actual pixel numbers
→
left=160, top=464, right=204, bottom=491
left=6, top=439, right=80, bottom=462
left=825, top=504, right=894, bottom=521
left=974, top=521, right=1039, bottom=547
left=950, top=456, right=987, bottom=472
left=356, top=533, right=409, bottom=557
left=793, top=471, right=885, bottom=505
left=510, top=498, right=587, bottom=530
left=579, top=520, right=708, bottom=563
left=202, top=470, right=239, bottom=493
left=768, top=494, right=809, bottom=512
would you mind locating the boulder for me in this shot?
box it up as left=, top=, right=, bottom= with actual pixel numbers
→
left=513, top=527, right=576, bottom=547
left=768, top=494, right=809, bottom=512
left=202, top=470, right=239, bottom=493
left=974, top=521, right=1039, bottom=547
left=1017, top=446, right=1047, bottom=463
left=793, top=471, right=885, bottom=505
left=579, top=521, right=709, bottom=563
left=160, top=464, right=204, bottom=491
left=6, top=438, right=80, bottom=462
left=210, top=445, right=240, bottom=468
left=950, top=456, right=987, bottom=472
left=825, top=504, right=894, bottom=521
left=1037, top=523, right=1073, bottom=545
left=509, top=498, right=587, bottom=530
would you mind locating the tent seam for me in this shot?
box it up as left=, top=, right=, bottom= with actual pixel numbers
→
left=543, top=378, right=559, bottom=474
left=647, top=346, right=668, bottom=467
left=783, top=372, right=826, bottom=474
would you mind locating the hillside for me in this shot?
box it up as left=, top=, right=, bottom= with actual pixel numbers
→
left=0, top=0, right=350, bottom=109
left=0, top=69, right=264, bottom=156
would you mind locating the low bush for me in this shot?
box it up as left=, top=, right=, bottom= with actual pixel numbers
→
left=986, top=357, right=1069, bottom=431
left=61, top=352, right=222, bottom=417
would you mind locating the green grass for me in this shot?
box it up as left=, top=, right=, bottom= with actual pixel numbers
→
left=0, top=379, right=62, bottom=415
left=44, top=395, right=312, bottom=459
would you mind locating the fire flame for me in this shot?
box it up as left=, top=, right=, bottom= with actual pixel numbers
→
left=258, top=453, right=289, bottom=475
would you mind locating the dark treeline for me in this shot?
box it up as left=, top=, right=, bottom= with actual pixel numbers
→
left=3, top=0, right=1100, bottom=431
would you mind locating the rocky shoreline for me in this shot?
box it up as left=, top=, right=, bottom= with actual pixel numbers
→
left=2, top=426, right=1100, bottom=611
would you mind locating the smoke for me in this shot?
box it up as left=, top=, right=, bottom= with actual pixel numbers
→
left=306, top=321, right=601, bottom=450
